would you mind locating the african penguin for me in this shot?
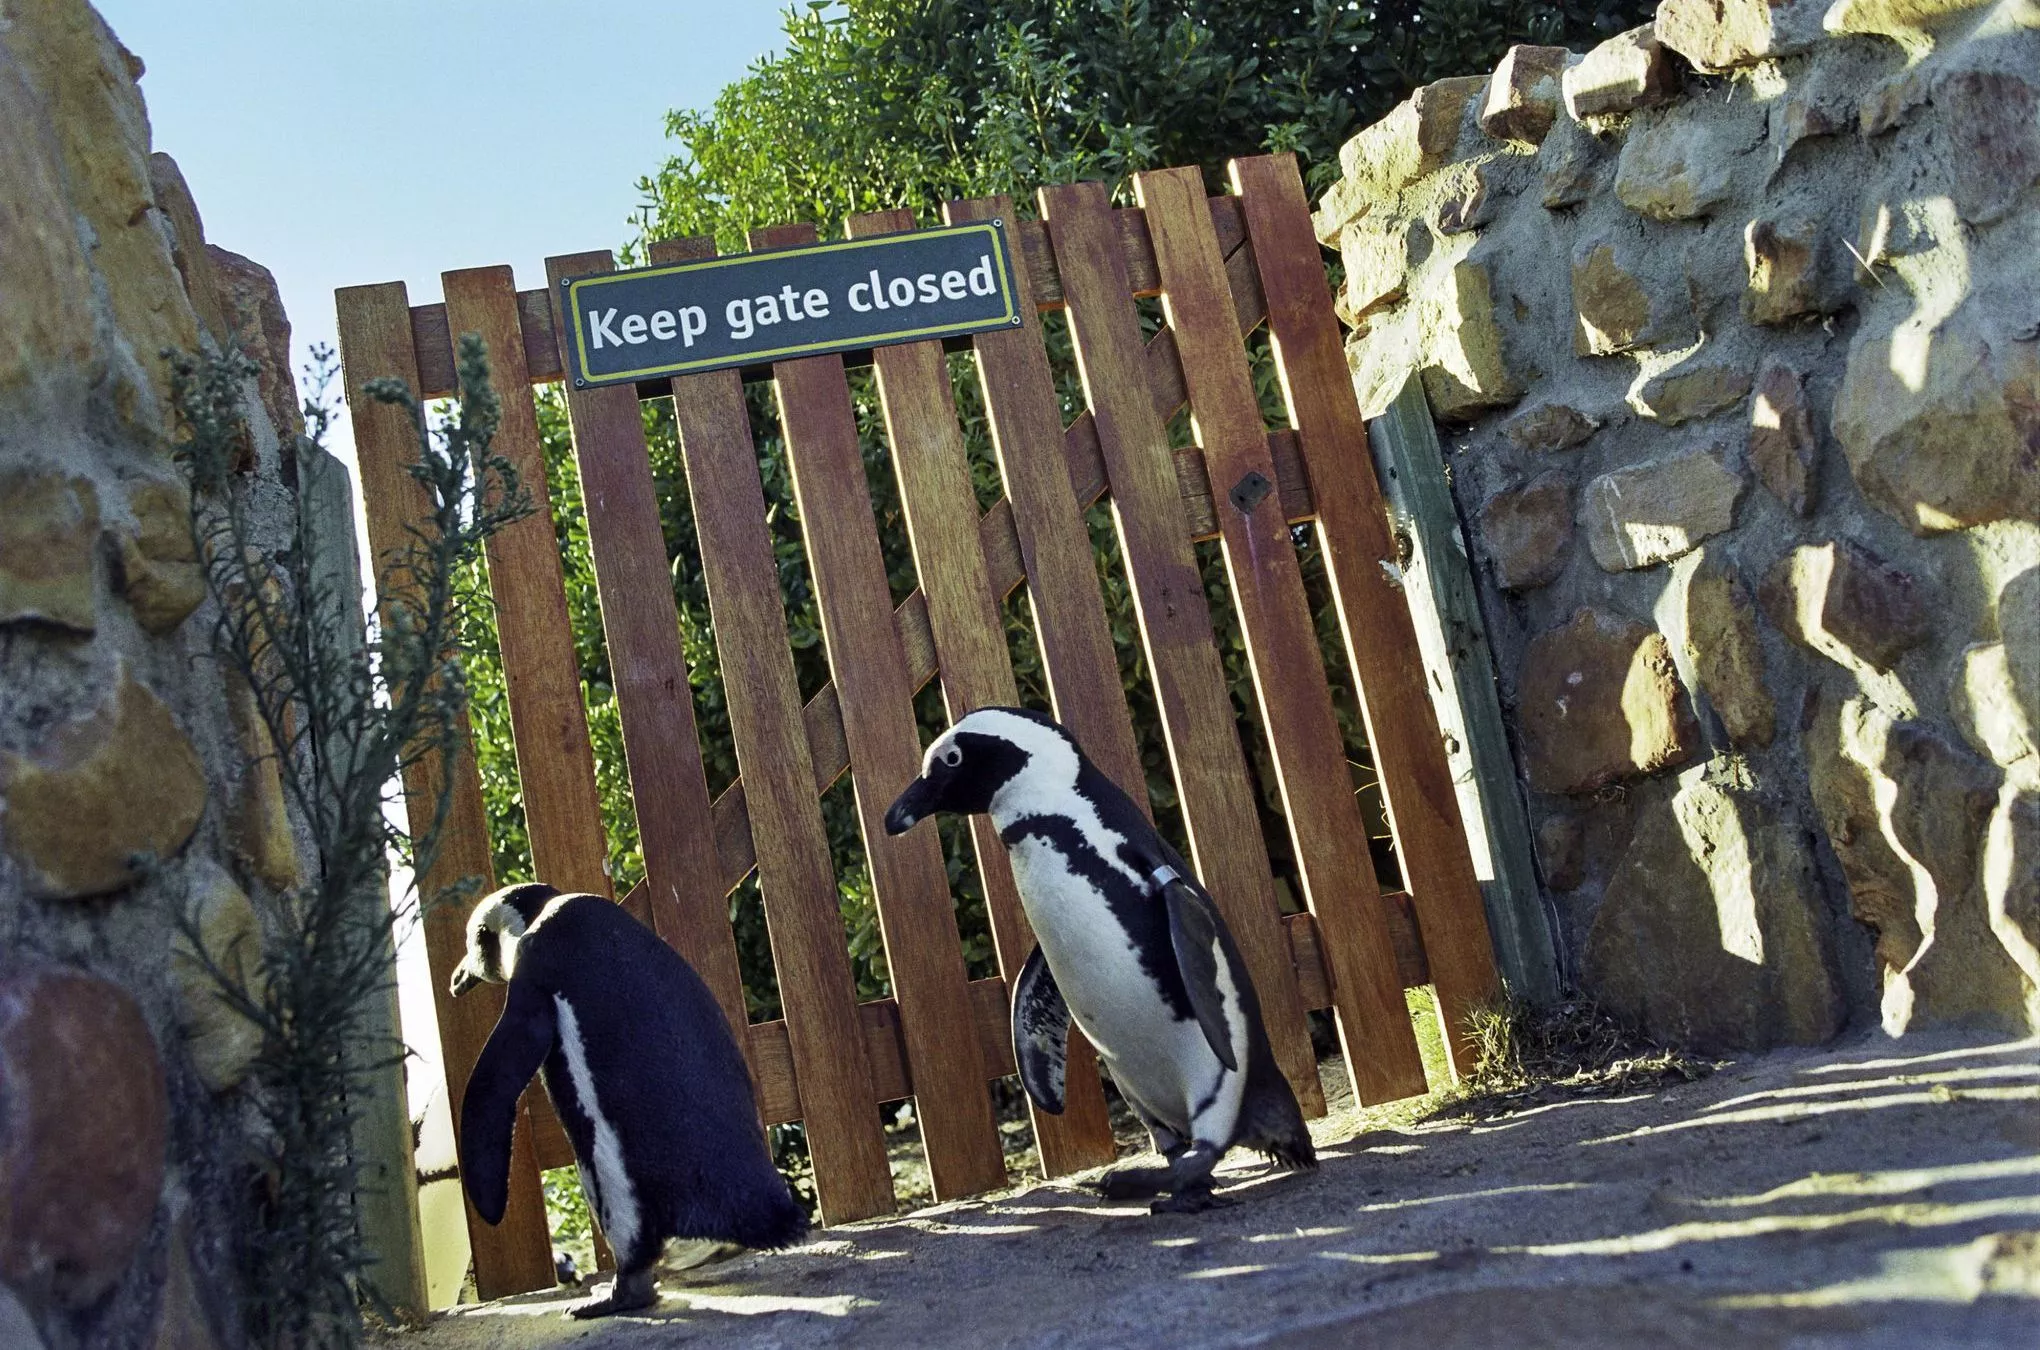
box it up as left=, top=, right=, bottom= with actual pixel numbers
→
left=884, top=708, right=1315, bottom=1213
left=451, top=882, right=807, bottom=1316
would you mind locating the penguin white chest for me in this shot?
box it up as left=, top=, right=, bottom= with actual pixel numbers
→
left=1006, top=833, right=1224, bottom=1134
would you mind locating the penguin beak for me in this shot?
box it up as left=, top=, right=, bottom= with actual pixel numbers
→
left=449, top=961, right=484, bottom=998
left=884, top=776, right=935, bottom=835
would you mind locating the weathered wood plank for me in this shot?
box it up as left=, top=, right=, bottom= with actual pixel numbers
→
left=1367, top=375, right=1558, bottom=1005
left=649, top=235, right=894, bottom=1226
left=1229, top=153, right=1502, bottom=1075
left=335, top=281, right=554, bottom=1300
left=1134, top=166, right=1428, bottom=1105
left=1037, top=179, right=1323, bottom=1116
left=540, top=251, right=748, bottom=1041
left=754, top=221, right=1006, bottom=1202
left=442, top=268, right=612, bottom=901
left=847, top=207, right=1117, bottom=1179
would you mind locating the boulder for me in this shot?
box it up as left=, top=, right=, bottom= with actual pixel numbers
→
left=1540, top=114, right=1608, bottom=207
left=0, top=44, right=96, bottom=415
left=1479, top=471, right=1574, bottom=590
left=1583, top=446, right=1745, bottom=571
left=1345, top=308, right=1419, bottom=420
left=1481, top=45, right=1572, bottom=145
left=1584, top=776, right=1844, bottom=1052
left=1435, top=159, right=1504, bottom=235
left=1570, top=239, right=1691, bottom=355
left=1748, top=357, right=1818, bottom=515
left=146, top=153, right=231, bottom=349
left=1630, top=359, right=1752, bottom=425
left=1615, top=114, right=1737, bottom=220
left=1337, top=76, right=1486, bottom=202
left=171, top=866, right=268, bottom=1093
left=1831, top=306, right=2040, bottom=535
left=1338, top=215, right=1417, bottom=319
left=117, top=475, right=205, bottom=635
left=1743, top=218, right=1832, bottom=325
left=209, top=245, right=303, bottom=448
left=1562, top=27, right=1680, bottom=122
left=1760, top=539, right=1931, bottom=672
left=0, top=670, right=208, bottom=899
left=1418, top=258, right=1523, bottom=420
left=0, top=968, right=168, bottom=1308
left=0, top=467, right=98, bottom=634
left=1503, top=402, right=1601, bottom=452
left=1517, top=608, right=1700, bottom=793
left=1678, top=553, right=1776, bottom=747
left=1933, top=67, right=2040, bottom=227
left=1654, top=0, right=1828, bottom=71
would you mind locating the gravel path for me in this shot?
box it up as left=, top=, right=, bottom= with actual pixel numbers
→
left=380, top=1029, right=2040, bottom=1349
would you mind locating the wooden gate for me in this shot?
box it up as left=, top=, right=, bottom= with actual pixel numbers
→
left=337, top=155, right=1496, bottom=1300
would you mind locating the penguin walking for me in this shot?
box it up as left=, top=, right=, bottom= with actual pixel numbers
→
left=884, top=708, right=1315, bottom=1213
left=450, top=882, right=807, bottom=1317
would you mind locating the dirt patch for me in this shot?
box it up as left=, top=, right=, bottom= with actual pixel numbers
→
left=382, top=1029, right=2040, bottom=1349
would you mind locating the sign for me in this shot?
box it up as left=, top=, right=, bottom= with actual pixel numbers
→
left=560, top=221, right=1024, bottom=387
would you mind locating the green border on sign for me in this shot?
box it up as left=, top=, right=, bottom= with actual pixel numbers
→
left=565, top=222, right=1019, bottom=384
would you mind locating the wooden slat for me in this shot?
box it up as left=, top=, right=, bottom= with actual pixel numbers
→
left=646, top=237, right=894, bottom=1226
left=335, top=281, right=554, bottom=1300
left=1229, top=153, right=1499, bottom=1076
left=540, top=251, right=749, bottom=1043
left=1135, top=166, right=1428, bottom=1105
left=755, top=221, right=1006, bottom=1202
left=442, top=268, right=612, bottom=901
left=1037, top=179, right=1323, bottom=1116
left=846, top=208, right=1117, bottom=1179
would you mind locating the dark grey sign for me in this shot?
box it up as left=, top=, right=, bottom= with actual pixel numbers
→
left=561, top=221, right=1023, bottom=387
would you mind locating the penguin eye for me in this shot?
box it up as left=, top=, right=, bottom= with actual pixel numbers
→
left=939, top=745, right=963, bottom=769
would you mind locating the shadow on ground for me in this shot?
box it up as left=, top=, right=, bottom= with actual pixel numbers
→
left=386, top=1031, right=2040, bottom=1349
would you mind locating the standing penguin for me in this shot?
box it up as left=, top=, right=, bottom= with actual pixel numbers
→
left=884, top=708, right=1315, bottom=1213
left=450, top=882, right=807, bottom=1316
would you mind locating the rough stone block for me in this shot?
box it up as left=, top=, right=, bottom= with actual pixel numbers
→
left=1679, top=553, right=1776, bottom=747
left=227, top=675, right=300, bottom=892
left=1537, top=811, right=1587, bottom=890
left=1504, top=402, right=1601, bottom=452
left=146, top=153, right=231, bottom=348
left=1655, top=0, right=1828, bottom=72
left=1518, top=607, right=1700, bottom=793
left=1345, top=308, right=1419, bottom=420
left=1571, top=240, right=1689, bottom=355
left=1338, top=216, right=1416, bottom=318
left=0, top=670, right=207, bottom=898
left=1615, top=114, right=1737, bottom=220
left=1832, top=306, right=2040, bottom=535
left=1563, top=26, right=1680, bottom=122
left=1540, top=114, right=1608, bottom=207
left=0, top=467, right=99, bottom=634
left=1934, top=67, right=2040, bottom=226
left=1774, top=91, right=1847, bottom=162
left=1760, top=539, right=1932, bottom=672
left=116, top=475, right=205, bottom=635
left=1748, top=356, right=1818, bottom=515
left=0, top=47, right=96, bottom=414
left=1435, top=159, right=1504, bottom=235
left=1418, top=258, right=1523, bottom=420
left=1584, top=445, right=1745, bottom=571
left=1337, top=75, right=1486, bottom=200
left=1479, top=471, right=1574, bottom=590
left=1823, top=0, right=1996, bottom=43
left=2002, top=568, right=2040, bottom=737
left=172, top=866, right=268, bottom=1094
left=0, top=968, right=167, bottom=1308
left=1585, top=777, right=1844, bottom=1051
left=1481, top=45, right=1572, bottom=145
left=1630, top=359, right=1753, bottom=425
left=1313, top=173, right=1373, bottom=245
left=1743, top=218, right=1830, bottom=324
left=1953, top=641, right=2037, bottom=770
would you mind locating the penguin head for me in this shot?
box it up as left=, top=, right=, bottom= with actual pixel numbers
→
left=885, top=707, right=1074, bottom=834
left=449, top=882, right=561, bottom=996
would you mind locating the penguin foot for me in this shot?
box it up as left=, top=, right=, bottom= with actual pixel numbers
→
left=1096, top=1165, right=1172, bottom=1200
left=566, top=1270, right=658, bottom=1319
left=1149, top=1184, right=1229, bottom=1215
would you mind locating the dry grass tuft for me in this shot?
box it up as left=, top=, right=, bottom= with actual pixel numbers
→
left=1432, top=993, right=1716, bottom=1120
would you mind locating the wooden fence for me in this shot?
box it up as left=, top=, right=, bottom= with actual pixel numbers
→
left=337, top=155, right=1497, bottom=1301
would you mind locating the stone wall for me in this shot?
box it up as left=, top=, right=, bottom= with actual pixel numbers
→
left=1, top=3, right=334, bottom=1346
left=1316, top=0, right=2040, bottom=1048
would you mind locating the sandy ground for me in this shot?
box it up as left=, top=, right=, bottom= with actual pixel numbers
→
left=383, top=1030, right=2040, bottom=1349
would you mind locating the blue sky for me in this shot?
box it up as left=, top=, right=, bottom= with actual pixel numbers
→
left=97, top=1, right=787, bottom=446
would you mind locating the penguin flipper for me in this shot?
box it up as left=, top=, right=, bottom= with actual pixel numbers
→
left=1162, top=878, right=1240, bottom=1073
left=1012, top=944, right=1070, bottom=1114
left=459, top=977, right=556, bottom=1225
